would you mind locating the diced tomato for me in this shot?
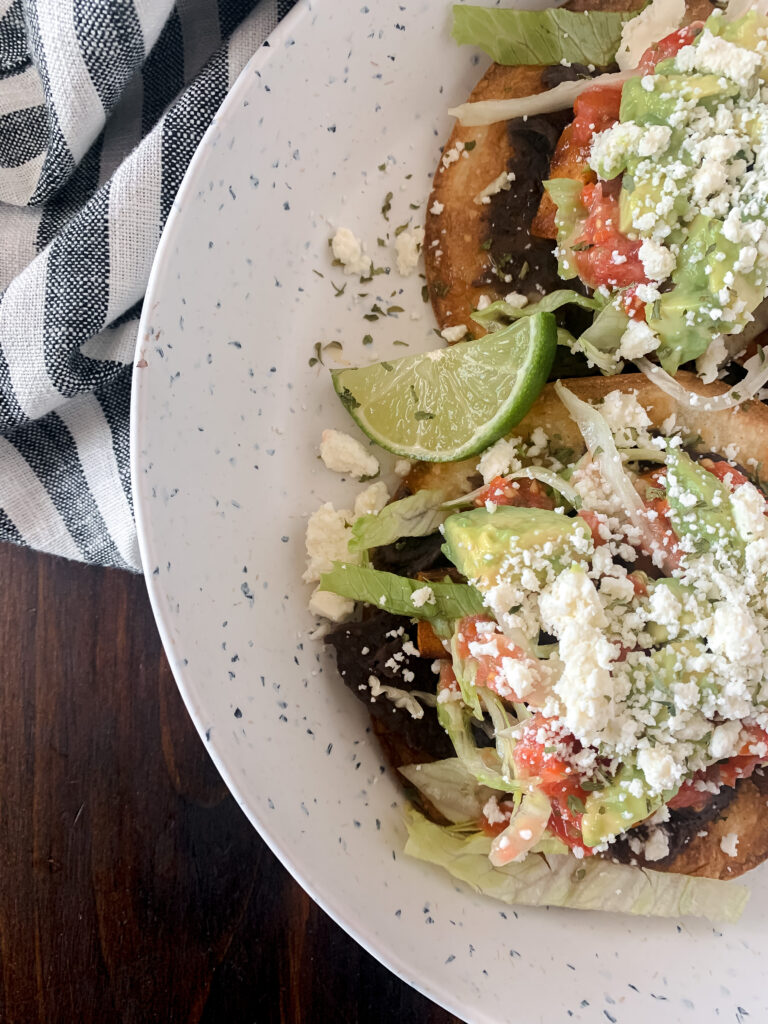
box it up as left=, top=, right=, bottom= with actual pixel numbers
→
left=437, top=660, right=460, bottom=696
left=454, top=615, right=493, bottom=659
left=474, top=475, right=555, bottom=511
left=635, top=467, right=683, bottom=572
left=547, top=804, right=592, bottom=857
left=628, top=571, right=648, bottom=597
left=620, top=285, right=647, bottom=322
left=578, top=509, right=608, bottom=547
left=479, top=797, right=518, bottom=837
left=669, top=725, right=768, bottom=810
left=720, top=724, right=768, bottom=788
left=571, top=85, right=623, bottom=148
left=637, top=24, right=702, bottom=74
left=513, top=715, right=593, bottom=857
left=454, top=615, right=544, bottom=703
left=666, top=775, right=716, bottom=813
left=699, top=458, right=753, bottom=492
left=513, top=717, right=578, bottom=795
left=573, top=183, right=648, bottom=291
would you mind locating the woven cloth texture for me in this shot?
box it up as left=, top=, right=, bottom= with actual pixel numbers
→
left=0, top=0, right=296, bottom=570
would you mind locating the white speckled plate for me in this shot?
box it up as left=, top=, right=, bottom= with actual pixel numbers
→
left=131, top=3, right=768, bottom=1021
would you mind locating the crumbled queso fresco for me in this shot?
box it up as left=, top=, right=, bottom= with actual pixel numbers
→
left=587, top=15, right=768, bottom=361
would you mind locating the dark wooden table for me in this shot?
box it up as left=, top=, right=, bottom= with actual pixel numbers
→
left=0, top=543, right=461, bottom=1024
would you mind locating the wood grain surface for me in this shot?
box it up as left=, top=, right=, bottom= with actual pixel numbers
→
left=0, top=543, right=460, bottom=1024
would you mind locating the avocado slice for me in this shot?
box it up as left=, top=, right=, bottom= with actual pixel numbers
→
left=442, top=507, right=590, bottom=593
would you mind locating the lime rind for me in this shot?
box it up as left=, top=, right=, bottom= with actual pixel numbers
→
left=331, top=312, right=557, bottom=462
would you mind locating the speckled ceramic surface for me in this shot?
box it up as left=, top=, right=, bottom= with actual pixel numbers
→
left=131, top=3, right=768, bottom=1021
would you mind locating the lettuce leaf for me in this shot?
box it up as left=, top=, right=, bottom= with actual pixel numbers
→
left=348, top=489, right=449, bottom=553
left=452, top=6, right=634, bottom=67
left=318, top=562, right=485, bottom=626
left=404, top=810, right=749, bottom=922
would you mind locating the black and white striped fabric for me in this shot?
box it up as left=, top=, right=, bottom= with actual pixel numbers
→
left=0, top=0, right=296, bottom=571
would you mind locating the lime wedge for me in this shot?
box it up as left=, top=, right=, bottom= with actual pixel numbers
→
left=331, top=312, right=557, bottom=462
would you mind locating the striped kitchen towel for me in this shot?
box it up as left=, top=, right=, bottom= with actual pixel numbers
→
left=0, top=0, right=296, bottom=571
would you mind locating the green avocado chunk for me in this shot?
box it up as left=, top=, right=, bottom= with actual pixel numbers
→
left=442, top=506, right=591, bottom=592
left=620, top=73, right=738, bottom=127
left=645, top=216, right=764, bottom=373
left=665, top=449, right=742, bottom=558
left=582, top=765, right=664, bottom=848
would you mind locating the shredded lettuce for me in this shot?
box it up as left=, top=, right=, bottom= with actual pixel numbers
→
left=559, top=302, right=627, bottom=375
left=348, top=489, right=448, bottom=553
left=436, top=694, right=521, bottom=792
left=318, top=562, right=485, bottom=628
left=507, top=467, right=582, bottom=510
left=471, top=289, right=603, bottom=331
left=398, top=758, right=494, bottom=824
left=450, top=635, right=483, bottom=720
left=450, top=71, right=635, bottom=126
left=479, top=687, right=519, bottom=783
left=555, top=383, right=662, bottom=559
left=404, top=810, right=749, bottom=921
left=471, top=287, right=623, bottom=377
left=451, top=6, right=634, bottom=67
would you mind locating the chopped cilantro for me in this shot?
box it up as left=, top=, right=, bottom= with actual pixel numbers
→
left=381, top=191, right=393, bottom=220
left=567, top=795, right=586, bottom=815
left=308, top=341, right=323, bottom=367
left=337, top=387, right=360, bottom=412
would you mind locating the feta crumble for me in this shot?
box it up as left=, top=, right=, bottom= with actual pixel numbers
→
left=440, top=324, right=468, bottom=343
left=618, top=319, right=659, bottom=360
left=720, top=832, right=739, bottom=858
left=411, top=585, right=436, bottom=608
left=394, top=226, right=425, bottom=277
left=320, top=428, right=379, bottom=479
left=331, top=226, right=372, bottom=277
